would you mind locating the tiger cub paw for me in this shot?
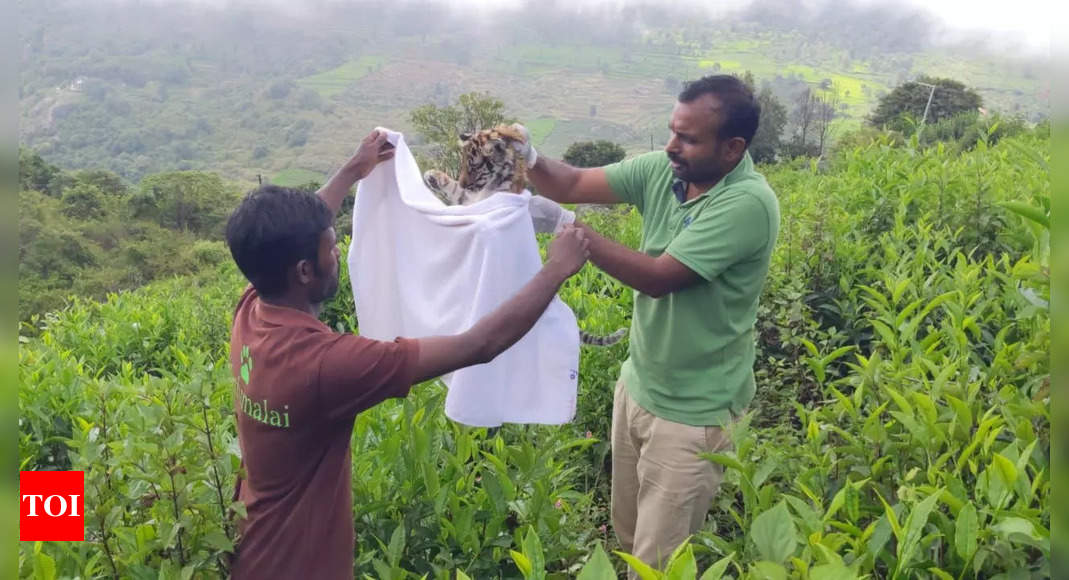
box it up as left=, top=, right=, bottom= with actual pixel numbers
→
left=423, top=170, right=458, bottom=205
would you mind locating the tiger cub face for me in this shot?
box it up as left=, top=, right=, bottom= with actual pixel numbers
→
left=423, top=123, right=529, bottom=206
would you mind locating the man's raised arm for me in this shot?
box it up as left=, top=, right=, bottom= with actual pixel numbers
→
left=316, top=130, right=395, bottom=217
left=512, top=125, right=620, bottom=205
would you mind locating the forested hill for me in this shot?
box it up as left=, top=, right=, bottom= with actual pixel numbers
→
left=19, top=0, right=1045, bottom=186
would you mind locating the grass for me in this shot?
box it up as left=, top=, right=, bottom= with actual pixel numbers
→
left=698, top=59, right=743, bottom=70
left=521, top=118, right=557, bottom=147
left=297, top=55, right=385, bottom=97
left=271, top=168, right=324, bottom=187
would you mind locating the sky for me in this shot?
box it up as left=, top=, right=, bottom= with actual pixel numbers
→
left=459, top=0, right=1055, bottom=56
left=79, top=0, right=1056, bottom=57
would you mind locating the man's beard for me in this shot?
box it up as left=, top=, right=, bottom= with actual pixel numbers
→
left=310, top=266, right=339, bottom=304
left=669, top=154, right=722, bottom=184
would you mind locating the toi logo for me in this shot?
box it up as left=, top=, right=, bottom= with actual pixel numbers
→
left=20, top=471, right=85, bottom=541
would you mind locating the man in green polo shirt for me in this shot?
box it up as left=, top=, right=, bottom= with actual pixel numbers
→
left=518, top=75, right=780, bottom=570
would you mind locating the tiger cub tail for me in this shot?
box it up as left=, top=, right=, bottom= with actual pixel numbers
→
left=579, top=328, right=627, bottom=347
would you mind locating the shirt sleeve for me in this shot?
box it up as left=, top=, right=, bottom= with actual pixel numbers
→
left=665, top=193, right=771, bottom=282
left=317, top=334, right=421, bottom=422
left=603, top=152, right=665, bottom=213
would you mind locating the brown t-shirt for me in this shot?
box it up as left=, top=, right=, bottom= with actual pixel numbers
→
left=228, top=285, right=419, bottom=579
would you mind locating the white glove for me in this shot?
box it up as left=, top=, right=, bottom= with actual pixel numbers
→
left=511, top=123, right=538, bottom=168
left=529, top=195, right=575, bottom=234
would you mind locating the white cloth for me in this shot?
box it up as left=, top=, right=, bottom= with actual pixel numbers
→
left=348, top=129, right=580, bottom=427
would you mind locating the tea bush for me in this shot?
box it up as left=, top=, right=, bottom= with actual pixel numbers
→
left=19, top=132, right=1048, bottom=578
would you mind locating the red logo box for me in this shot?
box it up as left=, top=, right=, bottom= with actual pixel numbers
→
left=20, top=471, right=85, bottom=541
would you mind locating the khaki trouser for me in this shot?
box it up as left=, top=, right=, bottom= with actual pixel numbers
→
left=611, top=379, right=735, bottom=573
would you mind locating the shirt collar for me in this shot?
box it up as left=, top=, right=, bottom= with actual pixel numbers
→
left=670, top=152, right=754, bottom=204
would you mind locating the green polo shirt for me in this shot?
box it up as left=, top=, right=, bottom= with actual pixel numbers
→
left=604, top=151, right=779, bottom=427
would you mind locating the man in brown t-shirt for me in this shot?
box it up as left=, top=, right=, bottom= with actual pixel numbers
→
left=223, top=130, right=589, bottom=578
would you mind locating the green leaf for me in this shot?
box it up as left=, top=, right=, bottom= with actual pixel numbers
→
left=371, top=559, right=392, bottom=580
left=34, top=552, right=56, bottom=580
left=387, top=523, right=406, bottom=567
left=955, top=502, right=979, bottom=560
left=751, top=561, right=788, bottom=580
left=825, top=485, right=848, bottom=523
left=897, top=488, right=943, bottom=574
left=875, top=491, right=903, bottom=542
left=510, top=551, right=533, bottom=578
left=664, top=544, right=697, bottom=580
left=999, top=201, right=1049, bottom=228
left=702, top=453, right=745, bottom=472
left=750, top=501, right=798, bottom=564
left=928, top=568, right=955, bottom=580
left=992, top=453, right=1019, bottom=490
left=615, top=551, right=663, bottom=580
left=992, top=517, right=1041, bottom=541
left=809, top=562, right=856, bottom=580
left=522, top=527, right=546, bottom=580
left=201, top=530, right=234, bottom=552
left=698, top=552, right=735, bottom=580
left=457, top=571, right=473, bottom=580
left=576, top=544, right=616, bottom=580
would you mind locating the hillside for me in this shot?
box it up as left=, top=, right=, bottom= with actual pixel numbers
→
left=19, top=0, right=1045, bottom=189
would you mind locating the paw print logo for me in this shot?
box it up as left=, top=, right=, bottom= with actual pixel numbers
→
left=568, top=370, right=578, bottom=380
left=240, top=345, right=254, bottom=385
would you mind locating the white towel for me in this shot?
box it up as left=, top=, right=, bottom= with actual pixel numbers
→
left=347, top=129, right=579, bottom=427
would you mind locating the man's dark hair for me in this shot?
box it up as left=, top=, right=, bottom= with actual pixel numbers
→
left=225, top=185, right=333, bottom=298
left=678, top=75, right=761, bottom=146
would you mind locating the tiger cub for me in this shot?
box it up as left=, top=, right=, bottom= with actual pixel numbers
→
left=423, top=123, right=529, bottom=207
left=423, top=123, right=626, bottom=348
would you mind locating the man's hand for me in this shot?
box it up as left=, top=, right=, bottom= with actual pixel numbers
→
left=344, top=130, right=396, bottom=181
left=510, top=123, right=538, bottom=168
left=544, top=225, right=590, bottom=279
left=529, top=195, right=575, bottom=234
left=318, top=129, right=396, bottom=216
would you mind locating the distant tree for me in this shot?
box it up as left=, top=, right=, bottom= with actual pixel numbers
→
left=814, top=85, right=841, bottom=156
left=409, top=92, right=513, bottom=177
left=72, top=169, right=128, bottom=197
left=286, top=119, right=312, bottom=148
left=130, top=171, right=240, bottom=235
left=563, top=140, right=626, bottom=168
left=869, top=76, right=982, bottom=133
left=750, top=87, right=788, bottom=164
left=61, top=183, right=106, bottom=220
left=265, top=79, right=295, bottom=100
left=786, top=86, right=819, bottom=158
left=19, top=148, right=66, bottom=197
left=736, top=72, right=787, bottom=164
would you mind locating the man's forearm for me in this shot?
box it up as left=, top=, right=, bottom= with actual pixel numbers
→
left=576, top=222, right=667, bottom=298
left=466, top=264, right=570, bottom=362
left=527, top=157, right=581, bottom=203
left=316, top=165, right=361, bottom=217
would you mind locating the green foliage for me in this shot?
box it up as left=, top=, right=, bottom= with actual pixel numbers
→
left=409, top=92, right=515, bottom=178
left=20, top=147, right=69, bottom=197
left=18, top=154, right=243, bottom=323
left=751, top=87, right=788, bottom=164
left=130, top=171, right=240, bottom=235
left=736, top=71, right=788, bottom=164
left=870, top=76, right=983, bottom=134
left=61, top=183, right=107, bottom=219
left=18, top=133, right=1048, bottom=579
left=563, top=140, right=626, bottom=168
